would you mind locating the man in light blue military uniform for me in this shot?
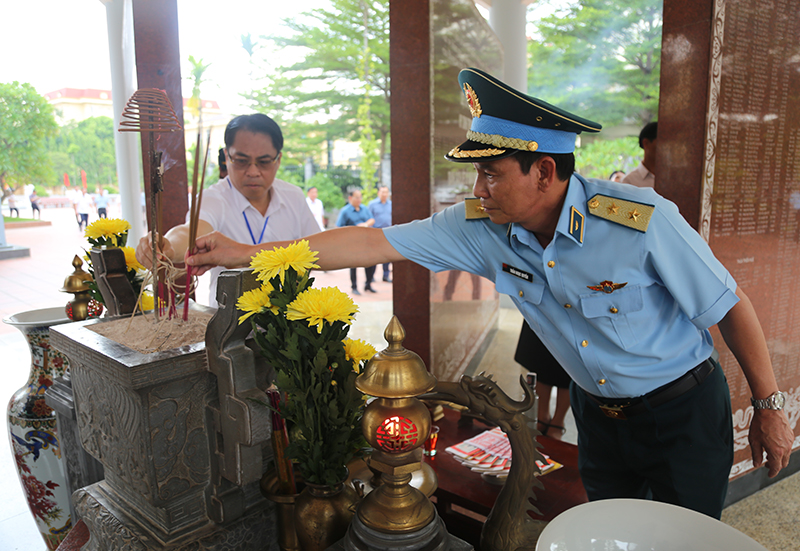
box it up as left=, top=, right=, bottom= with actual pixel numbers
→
left=188, top=68, right=793, bottom=518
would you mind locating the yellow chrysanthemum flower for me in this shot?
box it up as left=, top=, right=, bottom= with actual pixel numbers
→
left=139, top=292, right=161, bottom=311
left=343, top=338, right=377, bottom=370
left=84, top=218, right=131, bottom=246
left=286, top=287, right=358, bottom=333
left=250, top=240, right=320, bottom=284
left=237, top=283, right=278, bottom=324
left=121, top=246, right=144, bottom=272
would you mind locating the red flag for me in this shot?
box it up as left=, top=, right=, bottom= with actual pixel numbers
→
left=81, top=169, right=87, bottom=191
left=63, top=173, right=70, bottom=188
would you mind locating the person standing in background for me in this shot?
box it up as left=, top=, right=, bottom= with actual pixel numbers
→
left=306, top=186, right=326, bottom=232
left=515, top=321, right=572, bottom=440
left=623, top=122, right=657, bottom=188
left=609, top=170, right=625, bottom=183
left=95, top=187, right=109, bottom=218
left=7, top=192, right=19, bottom=217
left=368, top=185, right=392, bottom=282
left=336, top=189, right=375, bottom=295
left=76, top=189, right=95, bottom=230
left=30, top=191, right=41, bottom=219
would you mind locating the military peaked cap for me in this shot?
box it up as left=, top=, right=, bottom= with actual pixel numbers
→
left=446, top=67, right=602, bottom=162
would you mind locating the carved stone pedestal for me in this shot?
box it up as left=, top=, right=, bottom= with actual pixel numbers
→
left=44, top=372, right=105, bottom=523
left=49, top=289, right=278, bottom=551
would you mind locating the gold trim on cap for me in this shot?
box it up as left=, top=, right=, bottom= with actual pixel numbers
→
left=448, top=146, right=506, bottom=158
left=466, top=130, right=537, bottom=154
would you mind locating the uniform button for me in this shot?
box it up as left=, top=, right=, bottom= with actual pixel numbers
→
left=599, top=379, right=606, bottom=385
left=581, top=340, right=588, bottom=347
left=547, top=261, right=555, bottom=268
left=564, top=303, right=572, bottom=309
left=518, top=290, right=524, bottom=298
left=610, top=307, right=618, bottom=314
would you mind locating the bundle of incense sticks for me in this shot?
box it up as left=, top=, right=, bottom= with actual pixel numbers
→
left=267, top=390, right=297, bottom=495
left=183, top=130, right=211, bottom=321
left=117, top=89, right=181, bottom=322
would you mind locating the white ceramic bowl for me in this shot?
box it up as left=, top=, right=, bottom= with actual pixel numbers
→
left=536, top=499, right=767, bottom=551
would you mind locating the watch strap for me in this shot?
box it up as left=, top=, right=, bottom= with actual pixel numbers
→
left=750, top=391, right=785, bottom=410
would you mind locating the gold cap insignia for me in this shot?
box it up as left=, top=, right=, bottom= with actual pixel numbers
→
left=586, top=194, right=654, bottom=232
left=463, top=83, right=482, bottom=118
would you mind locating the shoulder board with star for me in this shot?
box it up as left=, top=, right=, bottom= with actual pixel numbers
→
left=464, top=197, right=489, bottom=220
left=586, top=194, right=654, bottom=232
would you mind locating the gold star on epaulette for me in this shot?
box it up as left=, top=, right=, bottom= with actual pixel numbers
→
left=464, top=197, right=489, bottom=219
left=586, top=194, right=654, bottom=232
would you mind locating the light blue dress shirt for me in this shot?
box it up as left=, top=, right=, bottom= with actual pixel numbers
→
left=368, top=199, right=392, bottom=229
left=383, top=174, right=739, bottom=398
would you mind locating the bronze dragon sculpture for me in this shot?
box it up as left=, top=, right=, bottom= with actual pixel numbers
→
left=422, top=373, right=548, bottom=551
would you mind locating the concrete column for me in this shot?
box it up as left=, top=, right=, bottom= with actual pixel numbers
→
left=488, top=0, right=528, bottom=91
left=102, top=0, right=145, bottom=242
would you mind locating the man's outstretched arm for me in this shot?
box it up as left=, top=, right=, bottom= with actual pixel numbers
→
left=187, top=226, right=406, bottom=274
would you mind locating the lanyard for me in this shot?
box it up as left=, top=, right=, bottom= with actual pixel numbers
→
left=243, top=210, right=269, bottom=245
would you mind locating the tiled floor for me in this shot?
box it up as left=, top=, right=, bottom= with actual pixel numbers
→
left=1, top=208, right=797, bottom=550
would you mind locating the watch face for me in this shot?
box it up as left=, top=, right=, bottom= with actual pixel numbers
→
left=772, top=392, right=786, bottom=409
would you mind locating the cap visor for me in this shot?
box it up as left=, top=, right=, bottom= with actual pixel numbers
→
left=445, top=139, right=517, bottom=163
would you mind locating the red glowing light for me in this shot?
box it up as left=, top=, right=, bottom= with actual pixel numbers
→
left=375, top=416, right=419, bottom=452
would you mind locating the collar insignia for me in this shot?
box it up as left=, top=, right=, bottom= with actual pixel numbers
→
left=588, top=280, right=628, bottom=294
left=569, top=206, right=584, bottom=243
left=463, top=83, right=482, bottom=118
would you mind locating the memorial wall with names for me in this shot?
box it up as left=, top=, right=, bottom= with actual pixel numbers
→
left=701, top=0, right=799, bottom=477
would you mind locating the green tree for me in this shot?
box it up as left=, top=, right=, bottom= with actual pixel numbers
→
left=48, top=116, right=117, bottom=190
left=528, top=0, right=662, bottom=127
left=244, top=0, right=389, bottom=181
left=0, top=82, right=58, bottom=198
left=186, top=55, right=211, bottom=128
left=575, top=136, right=641, bottom=178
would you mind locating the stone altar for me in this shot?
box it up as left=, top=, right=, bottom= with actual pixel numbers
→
left=49, top=273, right=279, bottom=550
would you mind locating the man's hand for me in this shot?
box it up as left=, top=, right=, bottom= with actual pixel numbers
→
left=186, top=231, right=257, bottom=275
left=748, top=408, right=793, bottom=477
left=135, top=232, right=174, bottom=270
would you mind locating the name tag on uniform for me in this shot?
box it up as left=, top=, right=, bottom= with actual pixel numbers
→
left=502, top=263, right=532, bottom=282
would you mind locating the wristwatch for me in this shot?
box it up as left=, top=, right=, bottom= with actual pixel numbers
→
left=751, top=391, right=786, bottom=410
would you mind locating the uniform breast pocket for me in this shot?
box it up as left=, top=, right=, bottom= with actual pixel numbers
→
left=579, top=284, right=644, bottom=349
left=495, top=271, right=557, bottom=337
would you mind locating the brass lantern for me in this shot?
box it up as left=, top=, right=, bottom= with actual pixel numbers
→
left=60, top=255, right=102, bottom=321
left=355, top=315, right=437, bottom=533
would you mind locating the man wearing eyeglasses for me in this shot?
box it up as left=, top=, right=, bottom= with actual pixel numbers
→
left=136, top=113, right=320, bottom=306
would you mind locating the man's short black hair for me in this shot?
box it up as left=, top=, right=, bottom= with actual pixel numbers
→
left=224, top=114, right=284, bottom=152
left=513, top=150, right=575, bottom=181
left=638, top=122, right=657, bottom=148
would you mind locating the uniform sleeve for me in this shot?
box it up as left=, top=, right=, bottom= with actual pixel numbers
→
left=383, top=202, right=495, bottom=279
left=645, top=198, right=739, bottom=329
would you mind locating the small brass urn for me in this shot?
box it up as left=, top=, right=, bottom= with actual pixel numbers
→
left=61, top=255, right=103, bottom=321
